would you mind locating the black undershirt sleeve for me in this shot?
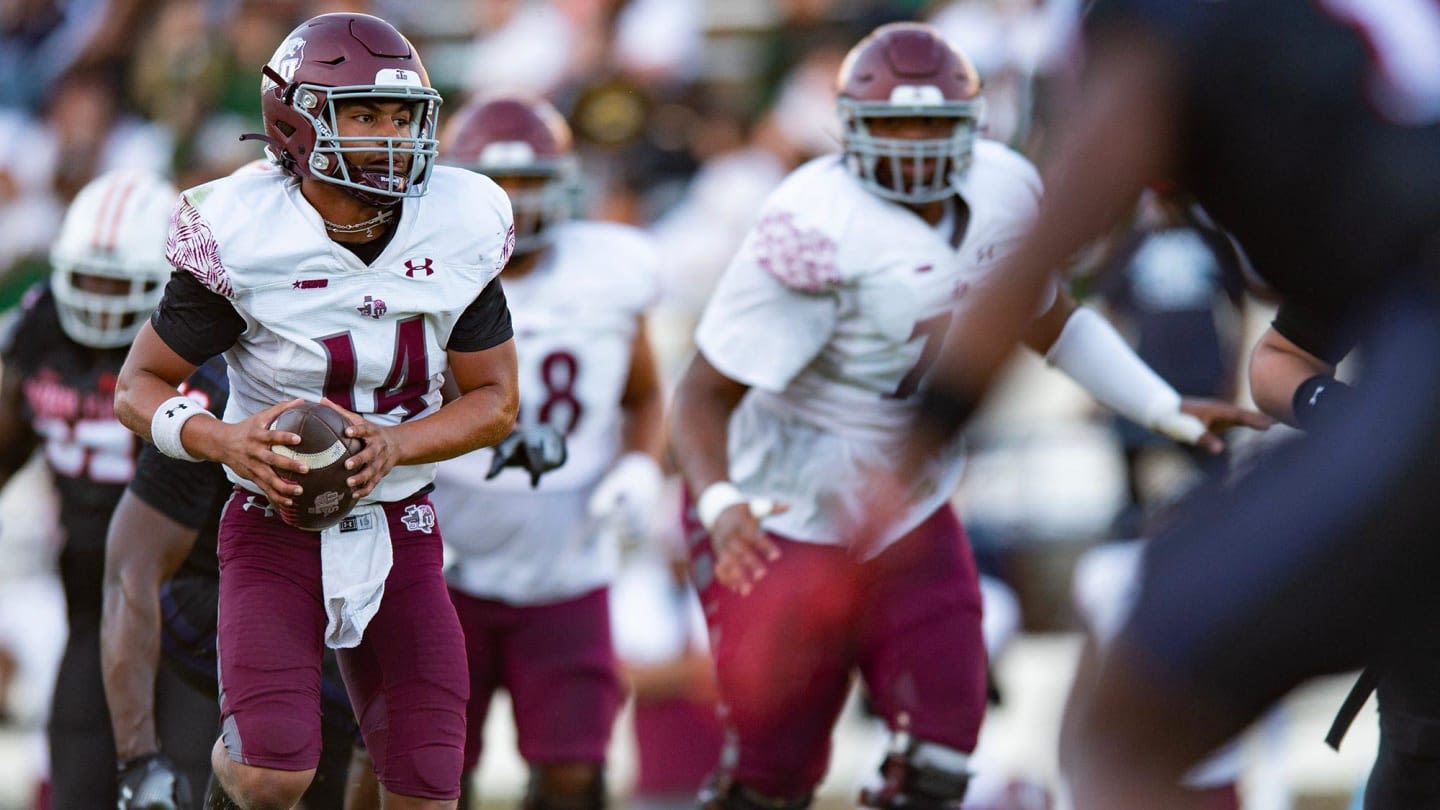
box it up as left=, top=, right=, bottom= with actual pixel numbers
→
left=1271, top=299, right=1356, bottom=366
left=150, top=271, right=246, bottom=365
left=448, top=278, right=513, bottom=352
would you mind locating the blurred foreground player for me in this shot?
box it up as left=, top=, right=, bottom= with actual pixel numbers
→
left=890, top=1, right=1440, bottom=807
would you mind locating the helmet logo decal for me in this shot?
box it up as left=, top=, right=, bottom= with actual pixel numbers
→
left=889, top=85, right=946, bottom=105
left=376, top=68, right=422, bottom=88
left=271, top=36, right=306, bottom=86
left=479, top=142, right=539, bottom=167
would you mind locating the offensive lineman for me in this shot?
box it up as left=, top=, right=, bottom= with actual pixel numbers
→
left=669, top=22, right=1268, bottom=810
left=430, top=95, right=665, bottom=810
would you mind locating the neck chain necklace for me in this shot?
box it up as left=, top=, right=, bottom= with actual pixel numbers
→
left=322, top=209, right=393, bottom=239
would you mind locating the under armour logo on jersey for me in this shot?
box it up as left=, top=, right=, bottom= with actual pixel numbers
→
left=404, top=258, right=434, bottom=277
left=402, top=503, right=436, bottom=534
left=356, top=295, right=387, bottom=319
left=242, top=495, right=275, bottom=518
left=976, top=244, right=997, bottom=263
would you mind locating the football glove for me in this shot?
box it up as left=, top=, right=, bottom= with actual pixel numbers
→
left=486, top=424, right=568, bottom=488
left=117, top=752, right=192, bottom=810
left=587, top=452, right=664, bottom=548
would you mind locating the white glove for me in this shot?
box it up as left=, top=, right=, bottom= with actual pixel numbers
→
left=587, top=453, right=664, bottom=547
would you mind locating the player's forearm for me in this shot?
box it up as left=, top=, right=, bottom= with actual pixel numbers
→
left=669, top=383, right=734, bottom=494
left=391, top=384, right=518, bottom=464
left=100, top=576, right=162, bottom=758
left=114, top=368, right=186, bottom=441
left=620, top=390, right=665, bottom=462
left=1249, top=330, right=1335, bottom=427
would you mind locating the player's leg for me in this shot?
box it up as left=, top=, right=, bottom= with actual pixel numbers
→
left=210, top=493, right=328, bottom=807
left=48, top=612, right=118, bottom=808
left=297, top=649, right=368, bottom=810
left=154, top=657, right=221, bottom=799
left=449, top=588, right=506, bottom=809
left=346, top=745, right=382, bottom=810
left=503, top=587, right=623, bottom=810
left=855, top=506, right=986, bottom=810
left=692, top=533, right=859, bottom=807
left=338, top=495, right=467, bottom=805
left=1362, top=629, right=1440, bottom=808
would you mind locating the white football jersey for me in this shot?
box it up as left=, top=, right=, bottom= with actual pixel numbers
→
left=166, top=165, right=514, bottom=504
left=695, top=144, right=1046, bottom=553
left=433, top=220, right=659, bottom=604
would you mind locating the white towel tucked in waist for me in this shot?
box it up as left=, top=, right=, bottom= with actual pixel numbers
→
left=321, top=504, right=393, bottom=649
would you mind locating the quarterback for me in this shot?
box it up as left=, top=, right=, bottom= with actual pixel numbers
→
left=114, top=13, right=518, bottom=808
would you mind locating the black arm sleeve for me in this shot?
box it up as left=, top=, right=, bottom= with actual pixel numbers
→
left=150, top=271, right=246, bottom=365
left=447, top=278, right=514, bottom=352
left=1272, top=299, right=1357, bottom=366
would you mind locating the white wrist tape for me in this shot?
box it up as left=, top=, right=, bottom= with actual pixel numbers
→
left=695, top=481, right=779, bottom=533
left=1046, top=308, right=1201, bottom=444
left=697, top=482, right=745, bottom=532
left=150, top=395, right=214, bottom=462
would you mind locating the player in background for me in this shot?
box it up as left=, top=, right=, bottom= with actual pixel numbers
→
left=113, top=13, right=519, bottom=808
left=668, top=22, right=1269, bottom=810
left=429, top=95, right=665, bottom=810
left=0, top=168, right=221, bottom=808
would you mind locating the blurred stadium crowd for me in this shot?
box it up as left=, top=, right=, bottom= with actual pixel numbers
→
left=0, top=1, right=1367, bottom=809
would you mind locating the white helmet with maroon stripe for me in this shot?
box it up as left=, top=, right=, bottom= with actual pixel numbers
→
left=49, top=169, right=177, bottom=348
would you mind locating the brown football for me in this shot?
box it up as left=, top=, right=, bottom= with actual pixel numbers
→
left=269, top=402, right=364, bottom=531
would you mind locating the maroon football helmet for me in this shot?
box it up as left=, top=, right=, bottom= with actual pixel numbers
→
left=444, top=97, right=576, bottom=254
left=836, top=22, right=984, bottom=204
left=250, top=13, right=442, bottom=206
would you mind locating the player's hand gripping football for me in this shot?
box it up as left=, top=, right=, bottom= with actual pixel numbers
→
left=194, top=398, right=308, bottom=509
left=320, top=397, right=401, bottom=499
left=709, top=499, right=787, bottom=596
left=486, top=424, right=568, bottom=488
left=1169, top=397, right=1276, bottom=453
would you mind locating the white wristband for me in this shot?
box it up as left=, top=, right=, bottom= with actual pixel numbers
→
left=697, top=481, right=745, bottom=532
left=696, top=481, right=780, bottom=532
left=150, top=395, right=214, bottom=462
